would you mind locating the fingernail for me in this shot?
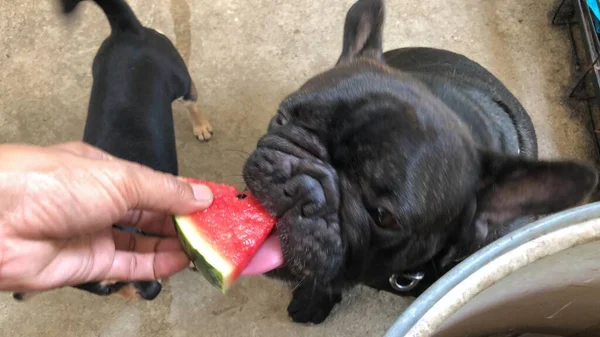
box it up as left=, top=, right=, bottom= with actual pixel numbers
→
left=191, top=184, right=213, bottom=206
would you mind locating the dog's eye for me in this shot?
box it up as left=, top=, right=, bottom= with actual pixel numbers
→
left=274, top=113, right=288, bottom=126
left=370, top=207, right=397, bottom=229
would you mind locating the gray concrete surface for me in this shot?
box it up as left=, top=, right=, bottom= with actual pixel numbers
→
left=0, top=0, right=596, bottom=336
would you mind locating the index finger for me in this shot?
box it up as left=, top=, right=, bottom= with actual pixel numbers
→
left=104, top=160, right=214, bottom=216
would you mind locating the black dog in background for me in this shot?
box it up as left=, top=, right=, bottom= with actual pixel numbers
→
left=243, top=0, right=599, bottom=324
left=13, top=0, right=212, bottom=302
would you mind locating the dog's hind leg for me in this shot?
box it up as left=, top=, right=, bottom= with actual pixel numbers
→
left=73, top=281, right=128, bottom=297
left=13, top=284, right=126, bottom=302
left=74, top=281, right=160, bottom=301
left=181, top=80, right=213, bottom=142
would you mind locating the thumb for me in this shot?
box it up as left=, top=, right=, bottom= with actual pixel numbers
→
left=107, top=161, right=213, bottom=215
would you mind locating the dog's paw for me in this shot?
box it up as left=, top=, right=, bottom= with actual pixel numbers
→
left=287, top=286, right=342, bottom=324
left=131, top=280, right=162, bottom=301
left=193, top=122, right=214, bottom=142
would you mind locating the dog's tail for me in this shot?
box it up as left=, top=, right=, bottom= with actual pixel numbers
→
left=60, top=0, right=143, bottom=34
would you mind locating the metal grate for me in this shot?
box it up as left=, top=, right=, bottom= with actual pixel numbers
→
left=551, top=0, right=600, bottom=161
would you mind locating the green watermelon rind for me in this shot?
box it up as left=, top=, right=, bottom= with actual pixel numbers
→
left=173, top=215, right=235, bottom=293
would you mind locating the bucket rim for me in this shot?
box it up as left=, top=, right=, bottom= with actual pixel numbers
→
left=383, top=201, right=600, bottom=337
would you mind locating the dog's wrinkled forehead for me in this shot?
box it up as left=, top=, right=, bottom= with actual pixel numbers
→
left=270, top=65, right=366, bottom=133
left=272, top=62, right=420, bottom=133
left=273, top=60, right=472, bottom=143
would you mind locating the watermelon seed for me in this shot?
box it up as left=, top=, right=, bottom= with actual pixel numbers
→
left=237, top=193, right=248, bottom=199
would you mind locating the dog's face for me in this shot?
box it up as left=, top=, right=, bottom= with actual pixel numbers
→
left=243, top=0, right=598, bottom=291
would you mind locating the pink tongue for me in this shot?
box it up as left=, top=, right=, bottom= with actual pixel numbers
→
left=241, top=234, right=284, bottom=276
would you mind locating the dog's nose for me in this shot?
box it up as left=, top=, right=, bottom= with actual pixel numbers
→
left=243, top=141, right=339, bottom=218
left=284, top=162, right=339, bottom=218
left=284, top=175, right=327, bottom=217
left=245, top=147, right=296, bottom=183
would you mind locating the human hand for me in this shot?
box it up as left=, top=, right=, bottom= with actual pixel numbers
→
left=0, top=141, right=213, bottom=292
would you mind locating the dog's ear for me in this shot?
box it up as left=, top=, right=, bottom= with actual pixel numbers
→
left=440, top=151, right=598, bottom=267
left=474, top=151, right=598, bottom=229
left=337, top=0, right=385, bottom=65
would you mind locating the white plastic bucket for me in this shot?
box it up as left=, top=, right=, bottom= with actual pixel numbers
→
left=384, top=202, right=600, bottom=337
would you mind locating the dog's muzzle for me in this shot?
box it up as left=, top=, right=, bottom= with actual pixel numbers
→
left=243, top=132, right=345, bottom=283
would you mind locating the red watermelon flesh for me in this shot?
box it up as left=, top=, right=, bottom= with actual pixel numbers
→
left=174, top=178, right=283, bottom=292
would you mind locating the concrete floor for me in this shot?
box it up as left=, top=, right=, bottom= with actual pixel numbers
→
left=0, top=0, right=596, bottom=336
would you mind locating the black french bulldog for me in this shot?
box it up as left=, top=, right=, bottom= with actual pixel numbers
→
left=13, top=0, right=212, bottom=302
left=242, top=0, right=599, bottom=324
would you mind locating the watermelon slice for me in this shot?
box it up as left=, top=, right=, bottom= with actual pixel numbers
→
left=174, top=178, right=282, bottom=293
